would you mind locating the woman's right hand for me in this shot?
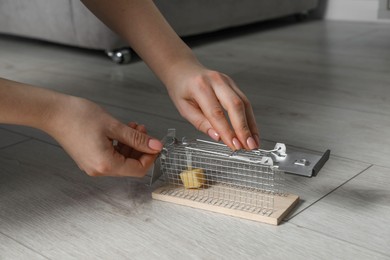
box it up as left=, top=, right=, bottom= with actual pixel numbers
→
left=0, top=78, right=162, bottom=177
left=46, top=96, right=162, bottom=177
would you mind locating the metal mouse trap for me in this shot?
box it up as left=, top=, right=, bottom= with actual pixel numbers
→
left=151, top=129, right=330, bottom=225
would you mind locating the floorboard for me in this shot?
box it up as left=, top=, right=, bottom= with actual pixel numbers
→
left=1, top=19, right=389, bottom=258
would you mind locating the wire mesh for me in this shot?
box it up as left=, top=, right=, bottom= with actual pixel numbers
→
left=159, top=139, right=285, bottom=216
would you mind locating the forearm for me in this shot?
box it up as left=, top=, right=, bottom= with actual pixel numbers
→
left=81, top=0, right=200, bottom=86
left=81, top=0, right=259, bottom=150
left=0, top=78, right=67, bottom=132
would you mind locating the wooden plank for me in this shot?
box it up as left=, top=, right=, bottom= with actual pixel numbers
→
left=290, top=165, right=390, bottom=256
left=0, top=128, right=29, bottom=149
left=0, top=232, right=47, bottom=260
left=152, top=186, right=299, bottom=225
left=0, top=140, right=383, bottom=258
left=2, top=19, right=390, bottom=258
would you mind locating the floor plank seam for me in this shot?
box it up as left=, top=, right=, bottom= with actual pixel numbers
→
left=0, top=230, right=51, bottom=260
left=0, top=126, right=39, bottom=140
left=0, top=138, right=32, bottom=151
left=0, top=127, right=62, bottom=148
left=285, top=222, right=390, bottom=258
left=96, top=100, right=184, bottom=123
left=0, top=65, right=59, bottom=79
left=227, top=64, right=260, bottom=78
left=30, top=137, right=61, bottom=148
left=322, top=153, right=390, bottom=170
left=343, top=28, right=382, bottom=43
left=285, top=164, right=374, bottom=220
left=251, top=90, right=390, bottom=118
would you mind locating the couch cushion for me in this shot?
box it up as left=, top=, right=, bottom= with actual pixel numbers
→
left=0, top=0, right=75, bottom=45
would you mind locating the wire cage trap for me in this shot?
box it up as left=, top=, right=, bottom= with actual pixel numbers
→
left=152, top=129, right=329, bottom=225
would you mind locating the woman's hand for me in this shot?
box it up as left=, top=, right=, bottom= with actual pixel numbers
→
left=166, top=62, right=260, bottom=151
left=80, top=0, right=260, bottom=150
left=46, top=97, right=162, bottom=177
left=0, top=79, right=162, bottom=177
left=81, top=0, right=260, bottom=151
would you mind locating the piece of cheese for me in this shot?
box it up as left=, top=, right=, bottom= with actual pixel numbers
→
left=180, top=168, right=205, bottom=189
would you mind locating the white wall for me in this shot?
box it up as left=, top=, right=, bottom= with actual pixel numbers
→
left=325, top=0, right=390, bottom=21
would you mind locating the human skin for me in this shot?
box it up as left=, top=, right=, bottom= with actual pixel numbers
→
left=81, top=0, right=260, bottom=151
left=0, top=0, right=259, bottom=177
left=0, top=78, right=162, bottom=177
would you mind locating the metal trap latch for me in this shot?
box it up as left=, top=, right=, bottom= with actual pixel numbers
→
left=276, top=149, right=330, bottom=177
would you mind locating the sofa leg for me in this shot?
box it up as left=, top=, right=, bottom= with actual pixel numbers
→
left=105, top=48, right=132, bottom=64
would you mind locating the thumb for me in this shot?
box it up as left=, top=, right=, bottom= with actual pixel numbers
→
left=111, top=122, right=162, bottom=154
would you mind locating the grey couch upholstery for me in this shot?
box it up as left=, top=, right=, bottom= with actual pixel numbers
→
left=0, top=0, right=319, bottom=50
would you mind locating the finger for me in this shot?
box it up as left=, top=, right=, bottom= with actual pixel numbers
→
left=129, top=124, right=147, bottom=159
left=238, top=97, right=260, bottom=147
left=226, top=77, right=260, bottom=148
left=244, top=103, right=260, bottom=147
left=178, top=100, right=220, bottom=142
left=118, top=122, right=138, bottom=157
left=115, top=153, right=158, bottom=177
left=119, top=123, right=156, bottom=159
left=93, top=151, right=157, bottom=177
left=100, top=122, right=156, bottom=177
left=119, top=123, right=151, bottom=158
left=228, top=79, right=259, bottom=136
left=212, top=76, right=257, bottom=150
left=110, top=121, right=162, bottom=154
left=192, top=82, right=237, bottom=150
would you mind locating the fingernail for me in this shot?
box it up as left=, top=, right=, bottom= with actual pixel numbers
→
left=232, top=138, right=242, bottom=150
left=247, top=136, right=257, bottom=150
left=254, top=134, right=260, bottom=147
left=148, top=138, right=163, bottom=151
left=208, top=128, right=220, bottom=141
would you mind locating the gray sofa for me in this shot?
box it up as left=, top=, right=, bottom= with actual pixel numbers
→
left=0, top=0, right=318, bottom=51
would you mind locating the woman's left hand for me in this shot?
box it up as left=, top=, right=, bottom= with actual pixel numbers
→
left=166, top=63, right=260, bottom=151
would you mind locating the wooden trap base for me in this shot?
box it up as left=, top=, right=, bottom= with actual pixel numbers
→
left=152, top=185, right=299, bottom=225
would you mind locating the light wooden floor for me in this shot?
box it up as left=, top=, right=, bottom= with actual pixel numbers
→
left=1, top=19, right=390, bottom=259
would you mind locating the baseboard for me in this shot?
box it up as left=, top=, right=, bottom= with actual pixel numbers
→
left=325, top=0, right=384, bottom=22
left=378, top=0, right=390, bottom=20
